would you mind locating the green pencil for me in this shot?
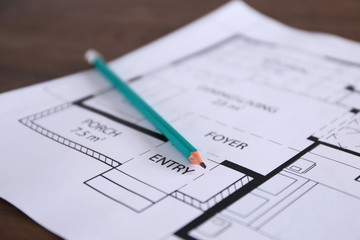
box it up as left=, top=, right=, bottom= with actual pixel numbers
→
left=85, top=49, right=206, bottom=168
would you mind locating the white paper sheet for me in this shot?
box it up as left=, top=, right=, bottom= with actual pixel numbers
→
left=1, top=1, right=360, bottom=239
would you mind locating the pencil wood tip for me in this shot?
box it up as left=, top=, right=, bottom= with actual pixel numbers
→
left=189, top=151, right=206, bottom=168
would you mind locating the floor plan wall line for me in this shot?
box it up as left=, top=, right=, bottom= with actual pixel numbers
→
left=175, top=142, right=320, bottom=239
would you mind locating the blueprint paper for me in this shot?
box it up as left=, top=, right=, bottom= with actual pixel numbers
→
left=1, top=1, right=360, bottom=239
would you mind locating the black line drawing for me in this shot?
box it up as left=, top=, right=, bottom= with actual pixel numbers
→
left=16, top=32, right=360, bottom=239
left=312, top=109, right=360, bottom=157
left=171, top=175, right=253, bottom=211
left=19, top=102, right=120, bottom=168
left=286, top=158, right=316, bottom=174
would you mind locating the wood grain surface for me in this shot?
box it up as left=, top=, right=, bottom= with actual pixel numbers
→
left=0, top=0, right=359, bottom=239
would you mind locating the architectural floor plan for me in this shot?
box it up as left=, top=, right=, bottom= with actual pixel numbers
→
left=1, top=2, right=360, bottom=239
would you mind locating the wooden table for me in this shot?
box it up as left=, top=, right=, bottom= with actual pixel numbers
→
left=0, top=0, right=359, bottom=239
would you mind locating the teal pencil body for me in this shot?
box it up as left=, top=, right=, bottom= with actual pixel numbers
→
left=93, top=57, right=196, bottom=158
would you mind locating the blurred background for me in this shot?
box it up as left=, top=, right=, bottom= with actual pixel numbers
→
left=0, top=0, right=359, bottom=239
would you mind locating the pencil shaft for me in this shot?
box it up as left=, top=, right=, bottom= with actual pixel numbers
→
left=93, top=58, right=196, bottom=158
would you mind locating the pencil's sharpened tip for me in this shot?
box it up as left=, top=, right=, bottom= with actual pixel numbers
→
left=84, top=49, right=101, bottom=64
left=189, top=151, right=206, bottom=168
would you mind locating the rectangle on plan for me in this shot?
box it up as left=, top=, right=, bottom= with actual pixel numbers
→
left=260, top=184, right=360, bottom=240
left=258, top=173, right=297, bottom=196
left=86, top=175, right=154, bottom=212
left=226, top=193, right=268, bottom=218
left=102, top=169, right=166, bottom=203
